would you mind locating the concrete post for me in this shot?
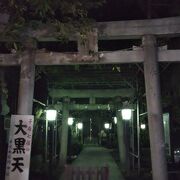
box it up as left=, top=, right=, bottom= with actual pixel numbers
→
left=143, top=35, right=168, bottom=180
left=130, top=111, right=135, bottom=169
left=116, top=110, right=127, bottom=172
left=89, top=97, right=96, bottom=104
left=59, top=98, right=69, bottom=167
left=17, top=49, right=35, bottom=115
left=136, top=100, right=140, bottom=174
left=124, top=119, right=130, bottom=173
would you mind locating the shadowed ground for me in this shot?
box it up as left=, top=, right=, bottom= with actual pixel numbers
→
left=70, top=145, right=124, bottom=180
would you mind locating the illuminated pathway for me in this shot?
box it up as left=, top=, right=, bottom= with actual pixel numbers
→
left=72, top=145, right=124, bottom=180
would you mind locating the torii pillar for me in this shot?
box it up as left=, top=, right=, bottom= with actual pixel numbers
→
left=59, top=98, right=70, bottom=167
left=17, top=46, right=35, bottom=115
left=116, top=110, right=130, bottom=172
left=143, top=35, right=168, bottom=180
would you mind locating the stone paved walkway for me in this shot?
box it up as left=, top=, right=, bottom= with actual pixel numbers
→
left=71, top=145, right=124, bottom=180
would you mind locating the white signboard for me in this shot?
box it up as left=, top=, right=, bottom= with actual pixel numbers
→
left=5, top=115, right=34, bottom=180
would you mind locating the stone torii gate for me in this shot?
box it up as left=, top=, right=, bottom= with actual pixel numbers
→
left=52, top=89, right=134, bottom=168
left=1, top=16, right=180, bottom=180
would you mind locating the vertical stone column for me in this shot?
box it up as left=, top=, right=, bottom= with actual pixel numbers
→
left=130, top=111, right=135, bottom=169
left=143, top=35, right=168, bottom=180
left=136, top=100, right=140, bottom=174
left=89, top=97, right=96, bottom=104
left=124, top=119, right=130, bottom=173
left=17, top=49, right=35, bottom=115
left=116, top=110, right=128, bottom=172
left=59, top=98, right=69, bottom=167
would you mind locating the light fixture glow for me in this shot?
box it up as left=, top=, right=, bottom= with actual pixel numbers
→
left=68, top=117, right=74, bottom=125
left=113, top=117, right=117, bottom=124
left=121, top=109, right=132, bottom=120
left=46, top=110, right=57, bottom=121
left=140, top=124, right=146, bottom=130
left=104, top=123, right=110, bottom=129
left=77, top=122, right=83, bottom=130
